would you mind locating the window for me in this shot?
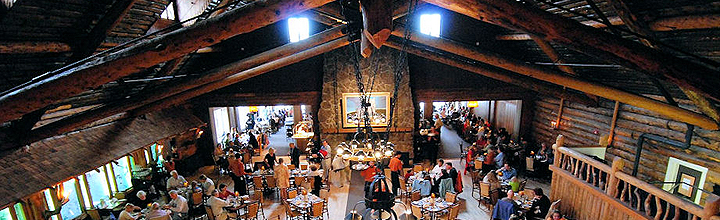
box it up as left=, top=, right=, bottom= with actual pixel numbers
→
left=160, top=2, right=176, bottom=20
left=105, top=164, right=117, bottom=193
left=212, top=107, right=231, bottom=144
left=60, top=179, right=82, bottom=220
left=112, top=156, right=133, bottom=192
left=14, top=203, right=26, bottom=220
left=288, top=17, right=310, bottom=42
left=43, top=189, right=58, bottom=220
left=0, top=207, right=11, bottom=220
left=420, top=14, right=441, bottom=37
left=78, top=175, right=91, bottom=209
left=85, top=168, right=110, bottom=206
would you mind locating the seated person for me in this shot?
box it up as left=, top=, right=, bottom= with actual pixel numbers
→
left=166, top=170, right=188, bottom=191
left=404, top=169, right=414, bottom=181
left=207, top=190, right=234, bottom=220
left=508, top=177, right=520, bottom=192
left=546, top=210, right=567, bottom=220
left=529, top=188, right=552, bottom=219
left=165, top=190, right=189, bottom=220
left=128, top=190, right=151, bottom=209
left=492, top=190, right=519, bottom=220
left=411, top=175, right=432, bottom=197
left=118, top=204, right=141, bottom=220
left=190, top=181, right=202, bottom=193
left=499, top=163, right=517, bottom=181
left=217, top=183, right=233, bottom=199
left=307, top=165, right=323, bottom=196
left=145, top=203, right=170, bottom=219
left=483, top=170, right=502, bottom=193
left=199, top=174, right=215, bottom=196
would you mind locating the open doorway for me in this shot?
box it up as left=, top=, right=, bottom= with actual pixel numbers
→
left=417, top=100, right=522, bottom=159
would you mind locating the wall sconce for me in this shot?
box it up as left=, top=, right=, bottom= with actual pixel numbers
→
left=550, top=121, right=558, bottom=129
left=43, top=186, right=70, bottom=219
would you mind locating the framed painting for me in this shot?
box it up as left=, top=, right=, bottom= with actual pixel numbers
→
left=674, top=165, right=702, bottom=201
left=341, top=92, right=391, bottom=128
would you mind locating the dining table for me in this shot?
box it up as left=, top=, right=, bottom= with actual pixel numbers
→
left=286, top=193, right=323, bottom=220
left=411, top=196, right=453, bottom=220
left=223, top=195, right=256, bottom=218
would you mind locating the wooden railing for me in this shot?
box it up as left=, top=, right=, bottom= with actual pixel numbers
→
left=549, top=135, right=720, bottom=220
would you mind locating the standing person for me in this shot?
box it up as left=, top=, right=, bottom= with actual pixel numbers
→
left=228, top=153, right=247, bottom=196
left=361, top=161, right=379, bottom=198
left=331, top=154, right=348, bottom=187
left=307, top=165, right=323, bottom=196
left=275, top=158, right=291, bottom=198
left=264, top=147, right=277, bottom=169
left=288, top=143, right=301, bottom=168
left=529, top=188, right=552, bottom=219
left=320, top=141, right=332, bottom=182
left=388, top=152, right=404, bottom=196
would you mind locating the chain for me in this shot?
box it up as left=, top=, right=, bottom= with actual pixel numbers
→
left=385, top=0, right=417, bottom=135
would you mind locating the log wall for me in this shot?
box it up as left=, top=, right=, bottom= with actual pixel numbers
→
left=532, top=96, right=720, bottom=203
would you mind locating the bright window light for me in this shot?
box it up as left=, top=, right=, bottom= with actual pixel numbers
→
left=288, top=17, right=310, bottom=42
left=420, top=14, right=441, bottom=37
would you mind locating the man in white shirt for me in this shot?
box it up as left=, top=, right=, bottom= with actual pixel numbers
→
left=145, top=203, right=170, bottom=219
left=207, top=190, right=233, bottom=220
left=166, top=170, right=188, bottom=191
left=199, top=174, right=215, bottom=196
left=431, top=159, right=445, bottom=181
left=118, top=204, right=141, bottom=220
left=165, top=190, right=188, bottom=220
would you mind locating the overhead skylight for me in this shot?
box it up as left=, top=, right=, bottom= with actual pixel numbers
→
left=2, top=0, right=17, bottom=9
left=420, top=13, right=441, bottom=37
left=288, top=17, right=310, bottom=42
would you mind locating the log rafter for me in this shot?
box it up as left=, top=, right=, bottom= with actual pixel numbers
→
left=0, top=0, right=335, bottom=125
left=606, top=0, right=720, bottom=124
left=66, top=0, right=139, bottom=62
left=0, top=41, right=72, bottom=54
left=424, top=0, right=720, bottom=126
left=389, top=27, right=718, bottom=130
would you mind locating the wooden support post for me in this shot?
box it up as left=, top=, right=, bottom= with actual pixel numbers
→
left=359, top=0, right=393, bottom=49
left=423, top=0, right=720, bottom=103
left=608, top=101, right=620, bottom=146
left=0, top=41, right=72, bottom=53
left=606, top=157, right=625, bottom=197
left=383, top=39, right=597, bottom=107
left=703, top=194, right=720, bottom=219
left=18, top=27, right=345, bottom=148
left=0, top=0, right=334, bottom=124
left=555, top=98, right=564, bottom=129
left=389, top=28, right=719, bottom=130
left=130, top=38, right=350, bottom=116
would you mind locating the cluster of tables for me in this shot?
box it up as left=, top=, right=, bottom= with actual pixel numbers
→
left=286, top=191, right=323, bottom=220
left=411, top=196, right=454, bottom=220
left=223, top=195, right=258, bottom=217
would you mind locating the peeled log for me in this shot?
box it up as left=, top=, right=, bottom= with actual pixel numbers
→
left=360, top=0, right=393, bottom=49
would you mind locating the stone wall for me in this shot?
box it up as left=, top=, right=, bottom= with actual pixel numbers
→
left=318, top=46, right=414, bottom=153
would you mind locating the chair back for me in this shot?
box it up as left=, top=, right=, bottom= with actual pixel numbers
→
left=545, top=199, right=562, bottom=219
left=448, top=204, right=460, bottom=219
left=523, top=188, right=535, bottom=198
left=246, top=203, right=259, bottom=218
left=319, top=188, right=329, bottom=200
left=411, top=205, right=424, bottom=219
left=311, top=202, right=324, bottom=217
left=300, top=164, right=308, bottom=170
left=284, top=203, right=299, bottom=217
left=411, top=190, right=421, bottom=201
left=252, top=190, right=264, bottom=204
left=288, top=164, right=296, bottom=170
left=480, top=182, right=491, bottom=197
left=294, top=176, right=306, bottom=186
left=288, top=189, right=297, bottom=199
left=474, top=160, right=483, bottom=170
left=525, top=157, right=534, bottom=171
left=204, top=206, right=215, bottom=220
left=519, top=179, right=527, bottom=191
left=192, top=192, right=204, bottom=205
left=147, top=215, right=171, bottom=220
left=266, top=176, right=277, bottom=188
left=398, top=178, right=406, bottom=191
left=445, top=192, right=457, bottom=203
left=253, top=176, right=264, bottom=189
left=413, top=164, right=423, bottom=172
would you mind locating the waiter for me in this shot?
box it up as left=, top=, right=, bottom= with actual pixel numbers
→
left=388, top=152, right=404, bottom=196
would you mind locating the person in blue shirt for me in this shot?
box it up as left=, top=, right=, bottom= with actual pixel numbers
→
left=494, top=147, right=505, bottom=169
left=499, top=162, right=517, bottom=181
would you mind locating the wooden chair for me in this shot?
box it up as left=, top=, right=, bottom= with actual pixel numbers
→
left=545, top=200, right=562, bottom=219
left=251, top=190, right=265, bottom=218
left=294, top=176, right=306, bottom=188
left=411, top=190, right=421, bottom=202
left=147, top=215, right=172, bottom=220
left=479, top=182, right=492, bottom=210
left=191, top=192, right=204, bottom=206
left=519, top=179, right=528, bottom=191
left=284, top=203, right=303, bottom=220
left=413, top=164, right=423, bottom=172
left=437, top=204, right=460, bottom=220
left=288, top=164, right=296, bottom=170
left=204, top=206, right=215, bottom=220
left=319, top=188, right=330, bottom=217
left=411, top=205, right=428, bottom=220
left=309, top=202, right=324, bottom=220
left=239, top=202, right=259, bottom=220
left=288, top=189, right=298, bottom=199
left=266, top=175, right=278, bottom=198
left=300, top=164, right=308, bottom=170
left=474, top=160, right=483, bottom=171
left=253, top=176, right=264, bottom=191
left=524, top=188, right=536, bottom=198
left=445, top=192, right=457, bottom=204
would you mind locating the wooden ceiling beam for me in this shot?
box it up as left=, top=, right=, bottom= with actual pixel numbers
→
left=384, top=39, right=597, bottom=107
left=390, top=28, right=718, bottom=130
left=425, top=0, right=720, bottom=105
left=0, top=0, right=334, bottom=124
left=531, top=36, right=600, bottom=105
left=67, top=0, right=139, bottom=62
left=649, top=14, right=720, bottom=31
left=606, top=0, right=720, bottom=124
left=129, top=37, right=350, bottom=116
left=0, top=41, right=72, bottom=53
left=20, top=27, right=346, bottom=146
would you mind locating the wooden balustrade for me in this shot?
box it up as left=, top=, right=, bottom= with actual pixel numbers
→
left=550, top=135, right=720, bottom=220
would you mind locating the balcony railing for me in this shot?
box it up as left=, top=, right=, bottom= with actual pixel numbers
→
left=549, top=135, right=720, bottom=220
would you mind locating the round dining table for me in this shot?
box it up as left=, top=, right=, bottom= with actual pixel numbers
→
left=411, top=197, right=453, bottom=220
